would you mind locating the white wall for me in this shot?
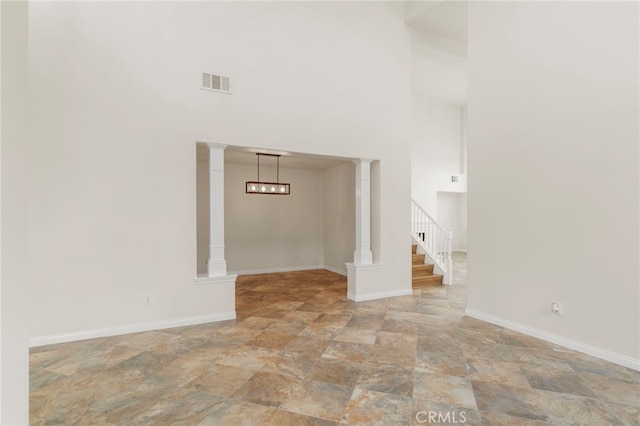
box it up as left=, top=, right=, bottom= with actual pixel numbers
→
left=467, top=1, right=639, bottom=366
left=411, top=96, right=467, bottom=215
left=27, top=1, right=411, bottom=340
left=457, top=192, right=467, bottom=250
left=1, top=1, right=29, bottom=423
left=412, top=97, right=462, bottom=173
left=323, top=162, right=356, bottom=275
left=411, top=28, right=468, bottom=106
left=224, top=164, right=324, bottom=273
left=437, top=192, right=467, bottom=251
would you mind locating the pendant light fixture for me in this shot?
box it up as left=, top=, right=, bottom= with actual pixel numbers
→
left=245, top=153, right=291, bottom=195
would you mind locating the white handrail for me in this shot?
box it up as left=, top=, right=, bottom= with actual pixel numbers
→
left=411, top=199, right=453, bottom=285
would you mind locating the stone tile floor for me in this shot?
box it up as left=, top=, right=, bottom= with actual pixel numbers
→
left=30, top=253, right=639, bottom=425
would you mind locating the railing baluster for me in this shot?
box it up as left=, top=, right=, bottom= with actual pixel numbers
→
left=431, top=222, right=435, bottom=255
left=411, top=199, right=452, bottom=284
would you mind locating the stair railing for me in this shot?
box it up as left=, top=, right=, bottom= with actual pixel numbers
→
left=411, top=199, right=453, bottom=284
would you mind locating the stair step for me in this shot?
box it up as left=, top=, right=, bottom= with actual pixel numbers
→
left=412, top=274, right=443, bottom=288
left=411, top=243, right=442, bottom=288
left=412, top=264, right=434, bottom=275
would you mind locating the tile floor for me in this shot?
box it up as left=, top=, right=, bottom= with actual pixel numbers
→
left=30, top=253, right=640, bottom=425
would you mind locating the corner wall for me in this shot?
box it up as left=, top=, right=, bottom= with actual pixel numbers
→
left=467, top=1, right=639, bottom=367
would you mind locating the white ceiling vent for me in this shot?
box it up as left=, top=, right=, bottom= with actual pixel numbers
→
left=202, top=73, right=231, bottom=94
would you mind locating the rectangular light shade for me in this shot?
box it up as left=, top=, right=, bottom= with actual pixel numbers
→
left=246, top=181, right=290, bottom=195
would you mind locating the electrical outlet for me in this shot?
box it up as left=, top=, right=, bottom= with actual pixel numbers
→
left=145, top=295, right=151, bottom=305
left=551, top=302, right=562, bottom=315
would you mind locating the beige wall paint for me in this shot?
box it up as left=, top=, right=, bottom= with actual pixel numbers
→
left=198, top=160, right=355, bottom=276
left=467, top=1, right=639, bottom=364
left=196, top=158, right=209, bottom=275
left=27, top=1, right=411, bottom=339
left=437, top=192, right=467, bottom=251
left=1, top=1, right=29, bottom=423
left=411, top=97, right=466, bottom=215
left=196, top=160, right=356, bottom=276
left=224, top=164, right=324, bottom=273
left=323, top=162, right=356, bottom=275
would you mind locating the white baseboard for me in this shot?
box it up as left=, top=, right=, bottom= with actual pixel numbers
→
left=29, top=311, right=236, bottom=348
left=322, top=265, right=347, bottom=276
left=465, top=309, right=640, bottom=371
left=348, top=289, right=413, bottom=302
left=229, top=265, right=324, bottom=276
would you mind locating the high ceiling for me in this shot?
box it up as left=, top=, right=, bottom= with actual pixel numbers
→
left=407, top=1, right=467, bottom=45
left=406, top=0, right=468, bottom=105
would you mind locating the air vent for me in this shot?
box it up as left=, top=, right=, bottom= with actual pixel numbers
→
left=202, top=73, right=231, bottom=94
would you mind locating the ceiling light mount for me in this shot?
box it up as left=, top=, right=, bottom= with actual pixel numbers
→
left=246, top=153, right=291, bottom=195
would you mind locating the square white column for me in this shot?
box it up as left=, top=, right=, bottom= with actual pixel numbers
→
left=207, top=143, right=228, bottom=277
left=194, top=143, right=235, bottom=316
left=353, top=159, right=373, bottom=265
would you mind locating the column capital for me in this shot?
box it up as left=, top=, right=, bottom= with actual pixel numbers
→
left=205, top=142, right=228, bottom=150
left=352, top=158, right=374, bottom=165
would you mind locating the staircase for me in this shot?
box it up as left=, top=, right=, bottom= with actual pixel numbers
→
left=411, top=199, right=453, bottom=285
left=412, top=244, right=443, bottom=288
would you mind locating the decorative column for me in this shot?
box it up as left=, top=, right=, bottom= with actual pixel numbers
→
left=194, top=142, right=235, bottom=321
left=353, top=159, right=373, bottom=265
left=346, top=158, right=383, bottom=302
left=207, top=143, right=228, bottom=276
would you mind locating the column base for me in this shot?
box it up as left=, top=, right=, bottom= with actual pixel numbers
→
left=194, top=274, right=238, bottom=286
left=346, top=262, right=383, bottom=301
left=346, top=263, right=412, bottom=302
left=207, top=258, right=228, bottom=277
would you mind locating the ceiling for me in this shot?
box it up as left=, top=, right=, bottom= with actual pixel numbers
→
left=196, top=144, right=351, bottom=171
left=407, top=1, right=468, bottom=46
left=407, top=0, right=468, bottom=105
